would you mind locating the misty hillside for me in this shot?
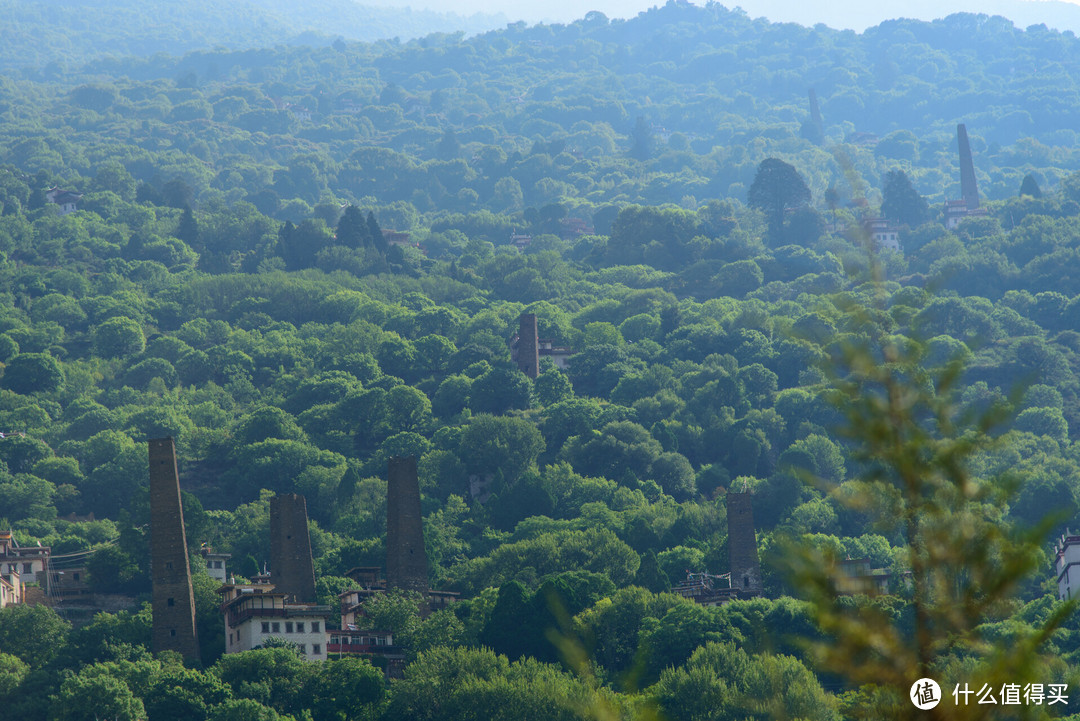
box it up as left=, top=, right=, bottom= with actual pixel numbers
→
left=0, top=0, right=505, bottom=71
left=738, top=0, right=1080, bottom=33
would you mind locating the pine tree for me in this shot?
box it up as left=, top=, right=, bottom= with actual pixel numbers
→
left=1019, top=174, right=1042, bottom=198
left=785, top=310, right=1072, bottom=720
left=368, top=211, right=387, bottom=255
left=335, top=205, right=368, bottom=249
left=176, top=205, right=199, bottom=244
left=881, top=169, right=929, bottom=227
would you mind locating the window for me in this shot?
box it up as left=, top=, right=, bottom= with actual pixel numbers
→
left=312, top=644, right=321, bottom=655
left=271, top=622, right=280, bottom=633
left=166, top=562, right=173, bottom=570
left=261, top=622, right=270, bottom=633
left=285, top=622, right=293, bottom=633
left=299, top=644, right=306, bottom=654
left=22, top=563, right=32, bottom=573
left=215, top=561, right=223, bottom=569
left=167, top=597, right=175, bottom=607
left=310, top=621, right=319, bottom=632
left=206, top=561, right=213, bottom=569
left=296, top=622, right=304, bottom=633
left=73, top=573, right=80, bottom=582
left=170, top=629, right=176, bottom=637
left=229, top=633, right=233, bottom=646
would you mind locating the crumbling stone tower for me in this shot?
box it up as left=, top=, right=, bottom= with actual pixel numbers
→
left=149, top=437, right=200, bottom=660
left=957, top=123, right=980, bottom=210
left=386, top=456, right=429, bottom=594
left=269, top=494, right=317, bottom=603
left=517, top=313, right=540, bottom=379
left=727, top=491, right=763, bottom=596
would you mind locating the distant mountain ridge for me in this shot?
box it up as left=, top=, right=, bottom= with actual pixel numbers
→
left=735, top=0, right=1080, bottom=33
left=0, top=0, right=506, bottom=72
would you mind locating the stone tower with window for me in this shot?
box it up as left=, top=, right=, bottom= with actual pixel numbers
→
left=727, top=490, right=762, bottom=597
left=386, top=456, right=429, bottom=595
left=149, top=437, right=200, bottom=660
left=517, top=313, right=540, bottom=379
left=270, top=494, right=317, bottom=603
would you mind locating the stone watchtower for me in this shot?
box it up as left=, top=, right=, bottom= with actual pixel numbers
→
left=517, top=313, right=540, bottom=379
left=957, top=123, right=980, bottom=210
left=269, top=494, right=317, bottom=603
left=148, top=437, right=200, bottom=660
left=727, top=491, right=763, bottom=596
left=386, top=456, right=429, bottom=595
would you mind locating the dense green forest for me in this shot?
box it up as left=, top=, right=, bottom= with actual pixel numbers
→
left=4, top=3, right=1080, bottom=719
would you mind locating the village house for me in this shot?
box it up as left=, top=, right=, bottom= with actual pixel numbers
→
left=0, top=529, right=51, bottom=589
left=218, top=580, right=331, bottom=661
left=45, top=187, right=82, bottom=215
left=1056, top=531, right=1080, bottom=601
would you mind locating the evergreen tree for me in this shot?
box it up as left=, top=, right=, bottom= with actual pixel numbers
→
left=368, top=211, right=387, bottom=255
left=786, top=316, right=1072, bottom=720
left=1019, top=173, right=1042, bottom=198
left=277, top=220, right=299, bottom=269
left=335, top=205, right=369, bottom=249
left=880, top=169, right=929, bottom=227
left=747, top=158, right=811, bottom=243
left=176, top=205, right=199, bottom=244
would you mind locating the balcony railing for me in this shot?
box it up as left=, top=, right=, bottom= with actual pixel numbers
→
left=326, top=642, right=400, bottom=655
left=229, top=606, right=284, bottom=625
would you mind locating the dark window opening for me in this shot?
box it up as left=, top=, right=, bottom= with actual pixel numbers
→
left=167, top=597, right=175, bottom=606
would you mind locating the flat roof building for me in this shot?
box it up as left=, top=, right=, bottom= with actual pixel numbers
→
left=218, top=582, right=330, bottom=661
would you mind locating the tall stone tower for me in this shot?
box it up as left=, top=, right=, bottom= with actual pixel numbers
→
left=517, top=313, right=540, bottom=379
left=727, top=491, right=762, bottom=596
left=148, top=437, right=200, bottom=661
left=386, top=456, right=428, bottom=595
left=957, top=123, right=980, bottom=210
left=807, top=88, right=824, bottom=142
left=269, top=494, right=317, bottom=603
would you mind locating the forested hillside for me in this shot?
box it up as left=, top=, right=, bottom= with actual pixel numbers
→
left=0, top=0, right=504, bottom=72
left=2, top=3, right=1080, bottom=720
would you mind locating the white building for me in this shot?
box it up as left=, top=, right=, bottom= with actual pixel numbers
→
left=0, top=529, right=50, bottom=588
left=864, top=218, right=901, bottom=252
left=0, top=569, right=21, bottom=608
left=45, top=187, right=82, bottom=215
left=1056, top=532, right=1080, bottom=601
left=218, top=582, right=330, bottom=661
left=199, top=548, right=231, bottom=583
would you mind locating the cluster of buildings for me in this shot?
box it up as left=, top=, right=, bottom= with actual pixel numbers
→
left=510, top=312, right=573, bottom=378
left=147, top=439, right=454, bottom=673
left=863, top=122, right=986, bottom=252
left=0, top=528, right=98, bottom=614
left=672, top=490, right=763, bottom=606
